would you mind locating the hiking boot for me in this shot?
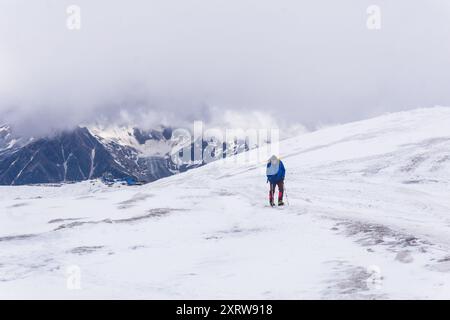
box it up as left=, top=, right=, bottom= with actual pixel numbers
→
left=278, top=200, right=284, bottom=206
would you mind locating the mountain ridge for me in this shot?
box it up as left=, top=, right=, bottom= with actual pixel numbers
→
left=0, top=123, right=250, bottom=185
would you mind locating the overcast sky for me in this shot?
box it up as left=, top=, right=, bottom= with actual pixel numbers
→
left=1, top=0, right=450, bottom=136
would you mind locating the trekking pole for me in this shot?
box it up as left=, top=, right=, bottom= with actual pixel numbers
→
left=285, top=182, right=290, bottom=206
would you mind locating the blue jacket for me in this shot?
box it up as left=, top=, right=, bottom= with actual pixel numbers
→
left=266, top=160, right=285, bottom=184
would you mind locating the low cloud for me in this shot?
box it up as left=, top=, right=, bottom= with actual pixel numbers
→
left=1, top=0, right=450, bottom=137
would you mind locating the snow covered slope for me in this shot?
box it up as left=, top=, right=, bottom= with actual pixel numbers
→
left=2, top=107, right=450, bottom=299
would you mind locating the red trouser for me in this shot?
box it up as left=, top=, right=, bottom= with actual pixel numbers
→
left=269, top=180, right=284, bottom=202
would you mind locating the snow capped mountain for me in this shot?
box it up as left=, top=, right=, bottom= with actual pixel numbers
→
left=0, top=125, right=11, bottom=152
left=87, top=124, right=178, bottom=182
left=0, top=125, right=30, bottom=154
left=0, top=125, right=172, bottom=185
left=2, top=107, right=450, bottom=299
left=88, top=124, right=174, bottom=157
left=0, top=123, right=250, bottom=185
left=0, top=127, right=132, bottom=185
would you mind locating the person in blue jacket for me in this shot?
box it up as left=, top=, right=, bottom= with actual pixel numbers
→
left=266, top=155, right=286, bottom=206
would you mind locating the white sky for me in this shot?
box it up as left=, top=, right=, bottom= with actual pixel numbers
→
left=1, top=0, right=450, bottom=135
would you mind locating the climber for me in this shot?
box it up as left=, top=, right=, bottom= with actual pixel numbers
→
left=266, top=155, right=286, bottom=206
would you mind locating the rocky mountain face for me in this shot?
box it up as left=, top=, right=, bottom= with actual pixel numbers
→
left=0, top=125, right=249, bottom=185
left=0, top=127, right=129, bottom=185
